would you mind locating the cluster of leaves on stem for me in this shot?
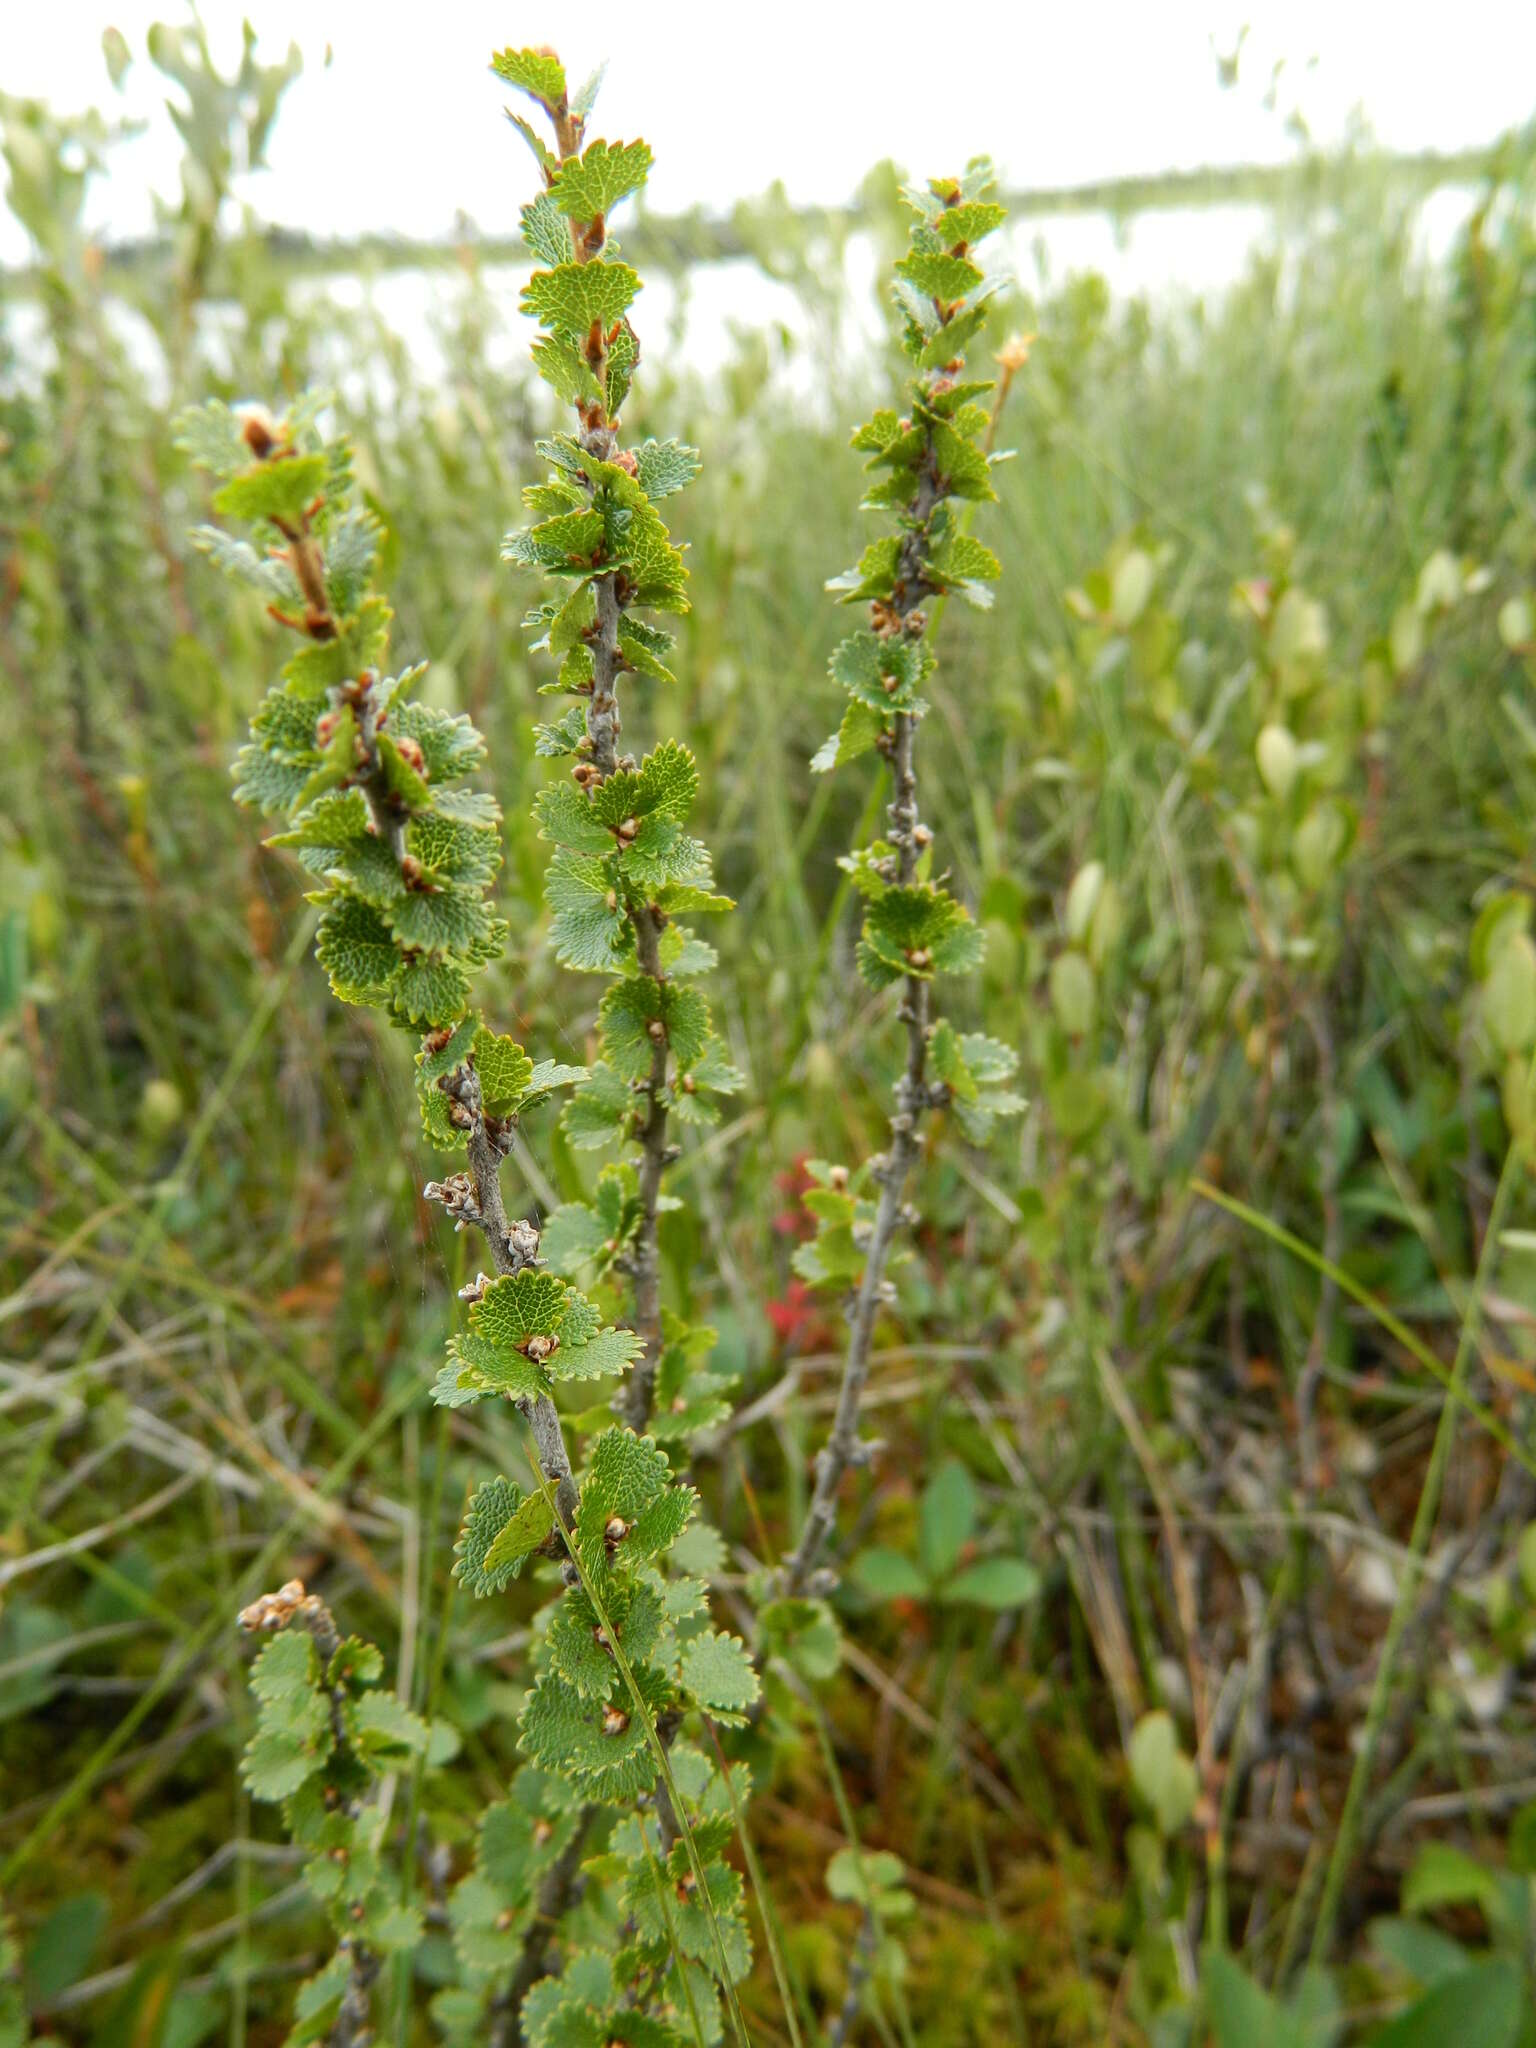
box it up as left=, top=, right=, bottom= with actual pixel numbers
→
left=795, top=168, right=1024, bottom=1302
left=181, top=47, right=765, bottom=2046
left=236, top=1584, right=434, bottom=2044
left=495, top=44, right=743, bottom=1399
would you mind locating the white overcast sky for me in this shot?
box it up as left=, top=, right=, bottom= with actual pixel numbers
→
left=4, top=0, right=1534, bottom=267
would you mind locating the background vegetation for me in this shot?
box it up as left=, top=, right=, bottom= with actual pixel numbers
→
left=4, top=21, right=1536, bottom=2045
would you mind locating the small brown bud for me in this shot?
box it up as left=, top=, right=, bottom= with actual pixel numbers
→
left=616, top=816, right=640, bottom=844
left=394, top=735, right=427, bottom=776
left=572, top=760, right=601, bottom=788
left=646, top=1018, right=666, bottom=1043
left=613, top=448, right=639, bottom=476
left=680, top=1074, right=696, bottom=1094
left=315, top=711, right=341, bottom=748
left=349, top=1903, right=366, bottom=1923
left=322, top=1784, right=341, bottom=1809
left=495, top=1909, right=515, bottom=1932
left=400, top=854, right=426, bottom=889
left=330, top=1846, right=349, bottom=1865
left=605, top=890, right=618, bottom=912
left=903, top=608, right=927, bottom=637
left=240, top=407, right=278, bottom=459
left=422, top=1026, right=452, bottom=1055
left=828, top=1164, right=849, bottom=1193
left=913, top=823, right=933, bottom=849
left=906, top=947, right=933, bottom=970
left=522, top=1332, right=561, bottom=1364
left=604, top=1515, right=629, bottom=1547
left=532, top=1818, right=554, bottom=1846
left=593, top=1625, right=612, bottom=1651
left=601, top=1704, right=630, bottom=1737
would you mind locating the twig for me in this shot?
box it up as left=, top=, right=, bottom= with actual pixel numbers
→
left=434, top=1063, right=578, bottom=1527
left=827, top=1910, right=877, bottom=2047
left=777, top=469, right=942, bottom=1600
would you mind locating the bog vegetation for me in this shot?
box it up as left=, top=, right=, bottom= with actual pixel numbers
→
left=3, top=21, right=1536, bottom=2048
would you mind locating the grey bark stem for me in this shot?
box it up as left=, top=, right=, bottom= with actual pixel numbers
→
left=776, top=439, right=945, bottom=1599
left=587, top=572, right=623, bottom=780
left=777, top=963, right=929, bottom=1598
left=356, top=679, right=408, bottom=864
left=439, top=1065, right=579, bottom=1528
left=618, top=904, right=674, bottom=1431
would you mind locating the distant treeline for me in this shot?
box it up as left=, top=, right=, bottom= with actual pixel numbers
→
left=1, top=141, right=1500, bottom=296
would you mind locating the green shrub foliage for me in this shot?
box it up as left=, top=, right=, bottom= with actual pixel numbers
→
left=182, top=48, right=774, bottom=2047
left=780, top=165, right=1022, bottom=1598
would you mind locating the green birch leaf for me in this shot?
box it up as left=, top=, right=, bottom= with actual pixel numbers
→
left=632, top=438, right=701, bottom=500
left=917, top=297, right=992, bottom=369
left=811, top=699, right=886, bottom=773
left=550, top=1325, right=643, bottom=1382
left=435, top=1329, right=549, bottom=1406
left=520, top=1665, right=670, bottom=1805
left=529, top=333, right=604, bottom=407
left=564, top=1063, right=634, bottom=1149
left=315, top=893, right=397, bottom=1005
left=534, top=781, right=619, bottom=854
left=292, top=703, right=356, bottom=809
left=249, top=1627, right=319, bottom=1705
left=471, top=1269, right=570, bottom=1349
left=627, top=1855, right=751, bottom=1982
left=550, top=138, right=653, bottom=222
left=472, top=1027, right=534, bottom=1115
left=679, top=1631, right=760, bottom=1724
left=520, top=262, right=641, bottom=337
left=383, top=884, right=497, bottom=958
left=521, top=1058, right=589, bottom=1107
left=350, top=1690, right=431, bottom=1764
left=520, top=189, right=573, bottom=269
left=283, top=1955, right=351, bottom=2047
left=390, top=954, right=472, bottom=1028
left=575, top=1428, right=693, bottom=1580
left=936, top=199, right=1006, bottom=243
left=174, top=397, right=254, bottom=479
left=896, top=250, right=984, bottom=300
left=391, top=702, right=488, bottom=784
left=505, top=108, right=556, bottom=180
left=851, top=409, right=902, bottom=454
left=190, top=522, right=301, bottom=602
left=482, top=1490, right=556, bottom=1576
left=213, top=452, right=329, bottom=529
left=491, top=48, right=566, bottom=110
left=859, top=884, right=984, bottom=987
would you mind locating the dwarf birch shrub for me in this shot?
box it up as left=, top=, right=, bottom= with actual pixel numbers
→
left=779, top=163, right=1023, bottom=1598
left=177, top=44, right=1024, bottom=2048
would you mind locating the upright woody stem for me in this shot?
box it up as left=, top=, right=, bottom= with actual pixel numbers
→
left=776, top=171, right=1021, bottom=1594
left=780, top=545, right=939, bottom=1599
